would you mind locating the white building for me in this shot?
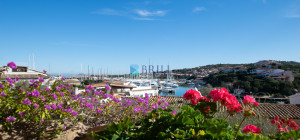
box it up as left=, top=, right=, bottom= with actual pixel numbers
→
left=0, top=66, right=50, bottom=85
left=289, top=93, right=300, bottom=104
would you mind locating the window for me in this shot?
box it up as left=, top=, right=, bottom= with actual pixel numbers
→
left=12, top=67, right=27, bottom=72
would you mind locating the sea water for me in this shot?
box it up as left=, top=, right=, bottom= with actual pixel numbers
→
left=159, top=86, right=195, bottom=97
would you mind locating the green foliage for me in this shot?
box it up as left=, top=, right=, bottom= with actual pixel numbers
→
left=90, top=103, right=269, bottom=140
left=204, top=71, right=297, bottom=96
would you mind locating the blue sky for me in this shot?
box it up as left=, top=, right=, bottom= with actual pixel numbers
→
left=0, top=0, right=299, bottom=74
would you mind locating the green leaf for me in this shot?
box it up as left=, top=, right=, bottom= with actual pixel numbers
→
left=182, top=116, right=194, bottom=125
left=111, top=134, right=119, bottom=140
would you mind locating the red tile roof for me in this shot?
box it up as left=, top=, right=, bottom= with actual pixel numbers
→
left=124, top=96, right=300, bottom=119
left=255, top=103, right=300, bottom=119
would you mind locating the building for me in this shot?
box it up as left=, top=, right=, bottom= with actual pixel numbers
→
left=254, top=60, right=281, bottom=68
left=63, top=79, right=81, bottom=86
left=233, top=89, right=245, bottom=95
left=0, top=66, right=50, bottom=85
left=289, top=93, right=300, bottom=104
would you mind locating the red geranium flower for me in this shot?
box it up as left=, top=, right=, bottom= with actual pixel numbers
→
left=242, top=125, right=261, bottom=134
left=183, top=89, right=201, bottom=105
left=242, top=95, right=256, bottom=105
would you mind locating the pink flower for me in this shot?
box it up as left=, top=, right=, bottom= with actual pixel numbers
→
left=271, top=117, right=280, bottom=124
left=242, top=95, right=256, bottom=105
left=23, top=98, right=32, bottom=105
left=71, top=111, right=78, bottom=117
left=14, top=77, right=19, bottom=82
left=43, top=70, right=47, bottom=74
left=19, top=111, right=26, bottom=116
left=183, top=89, right=202, bottom=105
left=86, top=85, right=94, bottom=90
left=278, top=128, right=289, bottom=132
left=45, top=87, right=50, bottom=91
left=41, top=96, right=46, bottom=101
left=96, top=109, right=102, bottom=114
left=94, top=91, right=100, bottom=95
left=57, top=103, right=63, bottom=109
left=7, top=62, right=17, bottom=69
left=253, top=102, right=259, bottom=107
left=1, top=92, right=6, bottom=97
left=34, top=103, right=39, bottom=109
left=105, top=84, right=110, bottom=90
left=53, top=93, right=57, bottom=100
left=242, top=125, right=261, bottom=134
left=51, top=104, right=57, bottom=110
left=38, top=77, right=44, bottom=82
left=198, top=96, right=210, bottom=102
left=6, top=116, right=16, bottom=122
left=44, top=104, right=51, bottom=110
left=56, top=87, right=61, bottom=91
left=209, top=88, right=229, bottom=102
left=172, top=110, right=176, bottom=116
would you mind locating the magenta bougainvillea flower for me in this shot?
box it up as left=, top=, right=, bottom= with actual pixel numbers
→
left=57, top=103, right=63, bottom=109
left=34, top=103, right=39, bottom=109
left=6, top=116, right=16, bottom=122
left=96, top=109, right=102, bottom=114
left=23, top=98, right=32, bottom=105
left=18, top=111, right=26, bottom=116
left=38, top=77, right=44, bottom=82
left=105, top=84, right=110, bottom=90
left=7, top=62, right=17, bottom=69
left=51, top=104, right=57, bottom=110
left=172, top=110, right=176, bottom=116
left=56, top=87, right=61, bottom=91
left=44, top=104, right=51, bottom=110
left=1, top=92, right=6, bottom=97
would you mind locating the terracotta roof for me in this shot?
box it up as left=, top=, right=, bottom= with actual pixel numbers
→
left=64, top=79, right=80, bottom=83
left=255, top=104, right=300, bottom=119
left=111, top=81, right=127, bottom=85
left=90, top=83, right=107, bottom=87
left=124, top=96, right=190, bottom=107
left=124, top=96, right=300, bottom=119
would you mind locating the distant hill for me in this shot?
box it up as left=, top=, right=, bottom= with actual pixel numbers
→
left=172, top=60, right=300, bottom=96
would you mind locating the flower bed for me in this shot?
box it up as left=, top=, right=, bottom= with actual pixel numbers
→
left=89, top=89, right=299, bottom=139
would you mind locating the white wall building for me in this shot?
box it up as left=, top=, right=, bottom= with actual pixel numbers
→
left=1, top=66, right=50, bottom=85
left=289, top=93, right=300, bottom=104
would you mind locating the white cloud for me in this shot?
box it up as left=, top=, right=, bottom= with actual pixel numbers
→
left=92, top=8, right=167, bottom=21
left=193, top=6, right=206, bottom=13
left=135, top=10, right=167, bottom=16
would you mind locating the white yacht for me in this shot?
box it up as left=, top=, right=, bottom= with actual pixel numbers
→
left=162, top=86, right=175, bottom=93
